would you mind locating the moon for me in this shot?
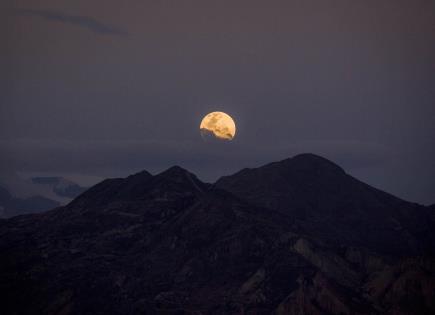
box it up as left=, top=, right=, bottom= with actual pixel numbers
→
left=200, top=111, right=236, bottom=141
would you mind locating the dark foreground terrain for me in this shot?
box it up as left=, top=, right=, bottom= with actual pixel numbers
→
left=1, top=154, right=434, bottom=314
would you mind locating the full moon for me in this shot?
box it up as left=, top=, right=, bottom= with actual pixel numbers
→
left=200, top=111, right=236, bottom=141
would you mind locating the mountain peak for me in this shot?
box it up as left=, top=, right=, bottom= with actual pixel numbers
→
left=126, top=170, right=152, bottom=180
left=278, top=153, right=345, bottom=174
left=157, top=166, right=207, bottom=193
left=215, top=153, right=435, bottom=256
left=291, top=152, right=336, bottom=163
left=159, top=165, right=190, bottom=176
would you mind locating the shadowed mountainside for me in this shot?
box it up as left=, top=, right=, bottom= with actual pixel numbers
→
left=216, top=154, right=435, bottom=256
left=1, top=154, right=434, bottom=314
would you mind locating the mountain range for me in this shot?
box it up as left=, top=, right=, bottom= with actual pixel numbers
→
left=0, top=185, right=60, bottom=218
left=0, top=177, right=87, bottom=218
left=31, top=176, right=88, bottom=199
left=1, top=154, right=434, bottom=314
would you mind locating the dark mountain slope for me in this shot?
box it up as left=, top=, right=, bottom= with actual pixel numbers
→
left=216, top=153, right=435, bottom=256
left=1, top=156, right=434, bottom=314
left=70, top=167, right=206, bottom=209
left=0, top=171, right=297, bottom=314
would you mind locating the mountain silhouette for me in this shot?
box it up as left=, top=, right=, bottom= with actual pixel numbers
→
left=0, top=185, right=60, bottom=218
left=0, top=154, right=434, bottom=314
left=216, top=153, right=435, bottom=256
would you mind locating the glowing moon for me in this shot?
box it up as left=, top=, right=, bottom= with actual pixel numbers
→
left=200, top=111, right=236, bottom=141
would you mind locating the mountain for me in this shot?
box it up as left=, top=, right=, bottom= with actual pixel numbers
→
left=31, top=176, right=88, bottom=199
left=216, top=154, right=435, bottom=256
left=0, top=154, right=434, bottom=314
left=0, top=185, right=60, bottom=218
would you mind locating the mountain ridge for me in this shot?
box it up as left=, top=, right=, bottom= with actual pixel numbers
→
left=1, top=153, right=434, bottom=314
left=216, top=153, right=435, bottom=256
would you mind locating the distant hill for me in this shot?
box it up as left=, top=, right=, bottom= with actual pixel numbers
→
left=0, top=185, right=60, bottom=218
left=31, top=176, right=87, bottom=199
left=1, top=154, right=434, bottom=314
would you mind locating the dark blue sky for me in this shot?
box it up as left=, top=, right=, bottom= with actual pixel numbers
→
left=1, top=0, right=435, bottom=204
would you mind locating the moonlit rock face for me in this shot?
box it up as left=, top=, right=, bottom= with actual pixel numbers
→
left=199, top=111, right=236, bottom=141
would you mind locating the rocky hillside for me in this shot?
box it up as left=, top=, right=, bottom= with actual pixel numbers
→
left=0, top=154, right=434, bottom=314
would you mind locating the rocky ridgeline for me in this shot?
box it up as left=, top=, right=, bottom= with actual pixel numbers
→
left=1, top=154, right=434, bottom=314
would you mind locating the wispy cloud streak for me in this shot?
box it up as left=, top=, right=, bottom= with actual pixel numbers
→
left=14, top=9, right=128, bottom=36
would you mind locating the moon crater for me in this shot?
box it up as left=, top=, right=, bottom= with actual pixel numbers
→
left=200, top=111, right=236, bottom=141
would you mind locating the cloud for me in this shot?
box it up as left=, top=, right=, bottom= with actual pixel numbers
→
left=14, top=9, right=128, bottom=36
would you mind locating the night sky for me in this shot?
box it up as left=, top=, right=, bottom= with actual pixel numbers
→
left=2, top=0, right=435, bottom=204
